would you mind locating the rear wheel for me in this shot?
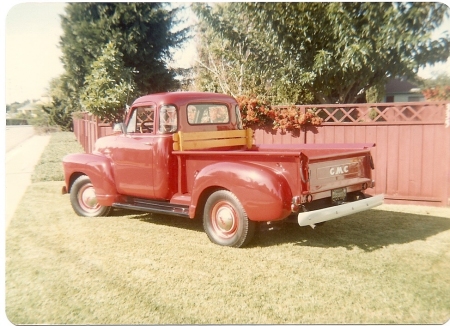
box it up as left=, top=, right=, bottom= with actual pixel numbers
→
left=70, top=175, right=111, bottom=217
left=203, top=190, right=255, bottom=247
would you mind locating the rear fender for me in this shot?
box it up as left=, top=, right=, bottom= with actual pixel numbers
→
left=190, top=162, right=292, bottom=222
left=62, top=153, right=119, bottom=206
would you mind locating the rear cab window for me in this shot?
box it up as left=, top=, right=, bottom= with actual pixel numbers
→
left=187, top=103, right=230, bottom=125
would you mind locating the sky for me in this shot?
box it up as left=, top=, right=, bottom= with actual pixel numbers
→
left=2, top=1, right=197, bottom=105
left=2, top=2, right=450, bottom=105
left=4, top=2, right=67, bottom=104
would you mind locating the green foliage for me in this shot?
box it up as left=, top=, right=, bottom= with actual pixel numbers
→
left=25, top=106, right=59, bottom=133
left=6, top=119, right=28, bottom=126
left=46, top=3, right=188, bottom=128
left=420, top=73, right=450, bottom=88
left=6, top=100, right=30, bottom=113
left=59, top=2, right=189, bottom=113
left=192, top=3, right=314, bottom=104
left=194, top=3, right=450, bottom=104
left=39, top=75, right=78, bottom=131
left=40, top=103, right=71, bottom=132
left=365, top=82, right=386, bottom=103
left=80, top=42, right=137, bottom=123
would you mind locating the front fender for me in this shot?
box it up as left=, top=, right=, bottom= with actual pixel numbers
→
left=190, top=162, right=292, bottom=222
left=62, top=153, right=119, bottom=206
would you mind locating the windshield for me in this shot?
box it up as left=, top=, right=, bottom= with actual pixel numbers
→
left=127, top=106, right=155, bottom=133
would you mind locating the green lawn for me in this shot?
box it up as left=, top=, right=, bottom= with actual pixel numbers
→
left=31, top=132, right=84, bottom=183
left=5, top=132, right=450, bottom=324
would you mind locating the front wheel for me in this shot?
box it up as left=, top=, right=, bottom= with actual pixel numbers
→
left=203, top=190, right=255, bottom=247
left=70, top=175, right=111, bottom=217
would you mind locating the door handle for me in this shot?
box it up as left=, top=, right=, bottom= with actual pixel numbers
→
left=144, top=143, right=153, bottom=146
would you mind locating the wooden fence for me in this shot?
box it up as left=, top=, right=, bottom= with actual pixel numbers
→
left=72, top=112, right=115, bottom=154
left=73, top=101, right=450, bottom=207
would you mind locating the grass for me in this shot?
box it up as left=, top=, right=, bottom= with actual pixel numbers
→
left=31, top=131, right=84, bottom=183
left=5, top=132, right=450, bottom=324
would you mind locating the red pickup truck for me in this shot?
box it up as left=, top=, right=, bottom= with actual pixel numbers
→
left=62, top=92, right=384, bottom=247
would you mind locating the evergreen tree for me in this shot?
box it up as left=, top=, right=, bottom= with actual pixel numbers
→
left=58, top=3, right=188, bottom=112
left=40, top=75, right=77, bottom=131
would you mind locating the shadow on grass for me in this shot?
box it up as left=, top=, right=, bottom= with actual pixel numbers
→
left=117, top=209, right=204, bottom=233
left=111, top=208, right=450, bottom=251
left=254, top=209, right=450, bottom=251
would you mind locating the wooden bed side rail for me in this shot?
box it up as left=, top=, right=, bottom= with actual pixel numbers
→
left=173, top=129, right=253, bottom=151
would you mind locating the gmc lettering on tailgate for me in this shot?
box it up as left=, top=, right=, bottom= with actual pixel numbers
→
left=317, top=161, right=359, bottom=179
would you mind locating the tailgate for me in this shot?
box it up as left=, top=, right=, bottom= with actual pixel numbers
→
left=306, top=150, right=374, bottom=200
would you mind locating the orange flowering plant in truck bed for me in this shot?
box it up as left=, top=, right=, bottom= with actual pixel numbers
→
left=272, top=107, right=323, bottom=131
left=236, top=95, right=274, bottom=128
left=237, top=95, right=323, bottom=131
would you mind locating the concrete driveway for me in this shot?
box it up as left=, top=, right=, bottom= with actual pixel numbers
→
left=5, top=126, right=51, bottom=229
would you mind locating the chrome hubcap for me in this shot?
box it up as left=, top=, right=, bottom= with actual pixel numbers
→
left=78, top=184, right=100, bottom=212
left=216, top=206, right=235, bottom=231
left=212, top=202, right=237, bottom=238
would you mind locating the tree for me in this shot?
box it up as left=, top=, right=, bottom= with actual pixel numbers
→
left=40, top=75, right=77, bottom=131
left=192, top=3, right=314, bottom=104
left=192, top=3, right=254, bottom=97
left=58, top=3, right=189, bottom=113
left=80, top=42, right=137, bottom=123
left=194, top=2, right=449, bottom=104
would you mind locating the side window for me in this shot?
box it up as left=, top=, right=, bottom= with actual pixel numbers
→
left=187, top=105, right=196, bottom=124
left=126, top=109, right=138, bottom=133
left=159, top=105, right=177, bottom=133
left=235, top=105, right=243, bottom=130
left=187, top=104, right=230, bottom=124
left=127, top=106, right=155, bottom=133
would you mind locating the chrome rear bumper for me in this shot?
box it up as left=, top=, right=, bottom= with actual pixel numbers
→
left=298, top=194, right=384, bottom=227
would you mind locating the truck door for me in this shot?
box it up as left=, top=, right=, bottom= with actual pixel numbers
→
left=110, top=106, right=156, bottom=198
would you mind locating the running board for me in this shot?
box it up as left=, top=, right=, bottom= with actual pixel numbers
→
left=113, top=198, right=189, bottom=217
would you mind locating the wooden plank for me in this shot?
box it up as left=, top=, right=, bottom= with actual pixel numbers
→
left=173, top=129, right=253, bottom=151
left=385, top=125, right=399, bottom=196
left=344, top=125, right=355, bottom=143
left=323, top=125, right=335, bottom=144
left=354, top=125, right=366, bottom=143
left=181, top=129, right=246, bottom=141
left=432, top=126, right=447, bottom=204
left=334, top=125, right=346, bottom=143
left=246, top=128, right=253, bottom=149
left=374, top=125, right=388, bottom=196
left=397, top=125, right=411, bottom=196
left=409, top=124, right=423, bottom=197
left=421, top=125, right=435, bottom=197
left=180, top=137, right=247, bottom=151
